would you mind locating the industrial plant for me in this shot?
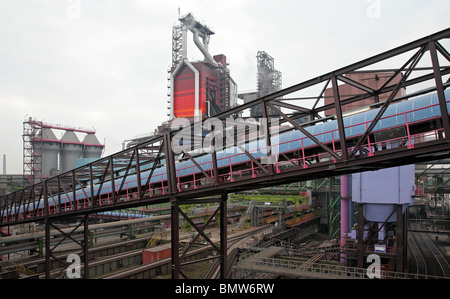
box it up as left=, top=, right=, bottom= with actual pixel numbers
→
left=0, top=13, right=449, bottom=281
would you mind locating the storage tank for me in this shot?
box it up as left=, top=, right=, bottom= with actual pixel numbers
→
left=352, top=164, right=415, bottom=223
left=37, top=127, right=61, bottom=178
left=82, top=133, right=104, bottom=159
left=59, top=130, right=83, bottom=172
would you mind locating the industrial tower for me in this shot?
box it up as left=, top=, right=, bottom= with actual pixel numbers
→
left=167, top=13, right=238, bottom=122
left=238, top=51, right=283, bottom=119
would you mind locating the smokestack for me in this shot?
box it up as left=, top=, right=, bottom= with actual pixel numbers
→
left=2, top=154, right=5, bottom=174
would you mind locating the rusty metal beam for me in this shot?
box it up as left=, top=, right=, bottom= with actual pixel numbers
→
left=45, top=218, right=51, bottom=279
left=223, top=128, right=269, bottom=174
left=270, top=100, right=313, bottom=115
left=220, top=194, right=228, bottom=279
left=44, top=218, right=89, bottom=279
left=178, top=206, right=221, bottom=261
left=266, top=102, right=341, bottom=161
left=142, top=142, right=164, bottom=198
left=435, top=41, right=450, bottom=64
left=89, top=164, right=96, bottom=208
left=312, top=79, right=331, bottom=111
left=332, top=76, right=348, bottom=161
left=337, top=75, right=375, bottom=94
left=261, top=102, right=275, bottom=172
left=164, top=133, right=177, bottom=195
left=134, top=147, right=142, bottom=200
left=170, top=197, right=180, bottom=279
left=349, top=45, right=426, bottom=158
left=83, top=215, right=89, bottom=279
left=183, top=151, right=215, bottom=185
left=117, top=149, right=136, bottom=195
left=430, top=41, right=450, bottom=138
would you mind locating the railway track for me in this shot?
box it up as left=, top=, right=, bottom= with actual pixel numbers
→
left=408, top=231, right=450, bottom=278
left=202, top=225, right=274, bottom=279
left=408, top=232, right=428, bottom=276
left=101, top=225, right=273, bottom=279
left=0, top=219, right=275, bottom=279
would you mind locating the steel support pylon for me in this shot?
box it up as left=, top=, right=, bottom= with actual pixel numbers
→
left=45, top=215, right=90, bottom=279
left=355, top=203, right=407, bottom=272
left=171, top=194, right=228, bottom=279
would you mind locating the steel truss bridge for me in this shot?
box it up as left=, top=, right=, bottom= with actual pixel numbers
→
left=2, top=28, right=450, bottom=279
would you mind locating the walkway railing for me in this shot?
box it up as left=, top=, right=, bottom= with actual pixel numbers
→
left=238, top=256, right=449, bottom=279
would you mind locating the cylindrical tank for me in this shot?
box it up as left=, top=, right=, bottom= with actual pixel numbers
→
left=37, top=128, right=61, bottom=178
left=82, top=133, right=104, bottom=158
left=59, top=130, right=83, bottom=173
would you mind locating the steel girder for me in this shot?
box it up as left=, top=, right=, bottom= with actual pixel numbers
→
left=171, top=194, right=227, bottom=279
left=44, top=215, right=90, bottom=279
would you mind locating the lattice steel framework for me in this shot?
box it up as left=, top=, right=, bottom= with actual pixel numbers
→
left=171, top=24, right=183, bottom=68
left=23, top=119, right=43, bottom=185
left=252, top=51, right=282, bottom=118
left=257, top=50, right=282, bottom=98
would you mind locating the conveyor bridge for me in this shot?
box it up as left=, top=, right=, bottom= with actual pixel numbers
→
left=1, top=28, right=450, bottom=279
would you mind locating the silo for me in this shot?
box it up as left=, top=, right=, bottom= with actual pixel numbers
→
left=59, top=130, right=83, bottom=173
left=351, top=164, right=415, bottom=223
left=38, top=127, right=61, bottom=178
left=82, top=133, right=104, bottom=159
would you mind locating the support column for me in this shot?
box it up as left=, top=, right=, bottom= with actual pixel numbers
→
left=45, top=218, right=51, bottom=279
left=332, top=76, right=348, bottom=161
left=44, top=217, right=90, bottom=279
left=83, top=215, right=89, bottom=279
left=396, top=204, right=404, bottom=272
left=429, top=41, right=450, bottom=138
left=171, top=198, right=180, bottom=279
left=357, top=203, right=364, bottom=268
left=340, top=174, right=350, bottom=265
left=220, top=194, right=228, bottom=279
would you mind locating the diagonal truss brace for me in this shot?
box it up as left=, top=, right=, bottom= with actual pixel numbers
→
left=266, top=102, right=342, bottom=161
left=349, top=45, right=427, bottom=158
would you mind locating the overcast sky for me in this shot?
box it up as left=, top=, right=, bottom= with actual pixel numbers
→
left=1, top=0, right=450, bottom=174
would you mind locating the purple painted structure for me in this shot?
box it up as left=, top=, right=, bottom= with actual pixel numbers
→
left=349, top=164, right=415, bottom=246
left=340, top=174, right=350, bottom=264
left=352, top=164, right=415, bottom=222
